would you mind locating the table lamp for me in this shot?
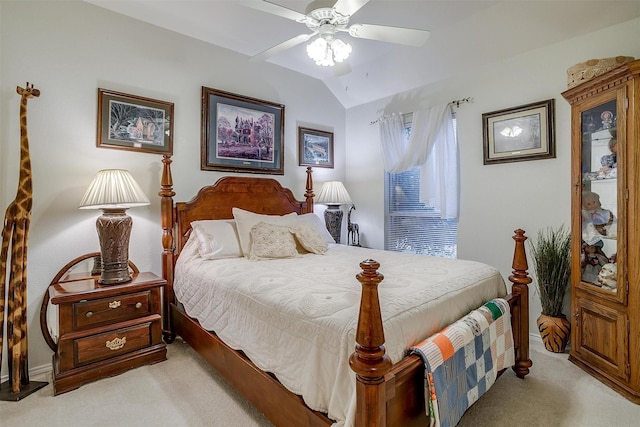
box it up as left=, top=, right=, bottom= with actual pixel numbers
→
left=79, top=169, right=150, bottom=284
left=315, top=181, right=352, bottom=244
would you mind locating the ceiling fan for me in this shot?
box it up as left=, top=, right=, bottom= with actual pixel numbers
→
left=247, top=0, right=430, bottom=66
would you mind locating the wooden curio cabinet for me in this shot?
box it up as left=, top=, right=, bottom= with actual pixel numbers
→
left=562, top=59, right=640, bottom=402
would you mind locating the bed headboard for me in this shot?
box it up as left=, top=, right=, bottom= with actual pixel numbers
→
left=175, top=174, right=314, bottom=250
left=158, top=155, right=314, bottom=303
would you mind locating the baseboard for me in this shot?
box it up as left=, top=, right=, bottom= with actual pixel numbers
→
left=530, top=332, right=543, bottom=348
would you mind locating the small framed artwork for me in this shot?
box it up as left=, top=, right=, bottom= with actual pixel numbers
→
left=97, top=89, right=173, bottom=155
left=482, top=99, right=555, bottom=165
left=201, top=87, right=284, bottom=175
left=298, top=127, right=334, bottom=168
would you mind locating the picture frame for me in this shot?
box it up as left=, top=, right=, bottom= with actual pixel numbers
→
left=201, top=87, right=284, bottom=175
left=482, top=99, right=555, bottom=165
left=298, top=127, right=334, bottom=168
left=97, top=89, right=173, bottom=155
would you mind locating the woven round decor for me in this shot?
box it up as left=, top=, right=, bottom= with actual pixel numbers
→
left=567, top=56, right=635, bottom=89
left=537, top=314, right=571, bottom=353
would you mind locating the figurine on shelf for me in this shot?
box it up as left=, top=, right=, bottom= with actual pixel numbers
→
left=597, top=262, right=617, bottom=291
left=582, top=191, right=615, bottom=237
left=581, top=241, right=609, bottom=284
left=594, top=212, right=616, bottom=236
left=600, top=110, right=614, bottom=129
left=598, top=137, right=617, bottom=179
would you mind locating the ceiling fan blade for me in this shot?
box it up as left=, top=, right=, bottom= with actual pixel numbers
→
left=333, top=0, right=370, bottom=16
left=245, top=0, right=308, bottom=22
left=347, top=24, right=430, bottom=47
left=250, top=33, right=315, bottom=62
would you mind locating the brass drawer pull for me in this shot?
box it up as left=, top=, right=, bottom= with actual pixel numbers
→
left=135, top=302, right=142, bottom=309
left=109, top=300, right=121, bottom=309
left=86, top=311, right=93, bottom=318
left=106, top=337, right=126, bottom=351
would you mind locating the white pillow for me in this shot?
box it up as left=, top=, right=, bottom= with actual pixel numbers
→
left=292, top=221, right=328, bottom=254
left=232, top=207, right=298, bottom=257
left=297, top=213, right=335, bottom=244
left=191, top=219, right=243, bottom=260
left=249, top=222, right=298, bottom=260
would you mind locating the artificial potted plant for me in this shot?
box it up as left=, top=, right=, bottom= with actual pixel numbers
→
left=529, top=226, right=572, bottom=353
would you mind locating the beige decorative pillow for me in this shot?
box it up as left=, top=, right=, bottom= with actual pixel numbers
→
left=249, top=222, right=298, bottom=260
left=293, top=221, right=328, bottom=254
left=232, top=207, right=298, bottom=257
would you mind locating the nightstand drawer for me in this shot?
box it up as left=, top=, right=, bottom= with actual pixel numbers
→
left=73, top=291, right=151, bottom=330
left=74, top=322, right=153, bottom=366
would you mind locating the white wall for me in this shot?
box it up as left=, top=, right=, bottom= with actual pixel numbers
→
left=0, top=1, right=346, bottom=375
left=345, top=18, right=640, bottom=334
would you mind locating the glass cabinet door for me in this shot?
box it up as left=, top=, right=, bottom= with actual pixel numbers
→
left=579, top=98, right=620, bottom=294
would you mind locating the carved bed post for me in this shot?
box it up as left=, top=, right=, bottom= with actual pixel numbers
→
left=159, top=155, right=176, bottom=342
left=304, top=166, right=314, bottom=213
left=349, top=259, right=392, bottom=427
left=509, top=229, right=533, bottom=378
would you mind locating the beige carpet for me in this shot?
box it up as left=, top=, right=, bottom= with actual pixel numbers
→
left=2, top=339, right=639, bottom=426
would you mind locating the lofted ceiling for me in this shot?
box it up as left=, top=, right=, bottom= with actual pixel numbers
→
left=85, top=0, right=640, bottom=109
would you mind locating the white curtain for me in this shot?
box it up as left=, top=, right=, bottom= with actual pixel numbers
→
left=379, top=104, right=459, bottom=219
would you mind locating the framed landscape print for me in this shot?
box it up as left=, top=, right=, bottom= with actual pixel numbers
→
left=298, top=127, right=334, bottom=168
left=201, top=87, right=284, bottom=174
left=482, top=99, right=555, bottom=165
left=97, top=89, right=173, bottom=155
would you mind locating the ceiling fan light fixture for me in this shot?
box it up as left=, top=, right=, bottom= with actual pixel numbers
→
left=331, top=38, right=352, bottom=62
left=306, top=36, right=351, bottom=67
left=307, top=37, right=328, bottom=62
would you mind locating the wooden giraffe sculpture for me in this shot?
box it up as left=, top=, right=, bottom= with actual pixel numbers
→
left=347, top=204, right=360, bottom=247
left=0, top=82, right=41, bottom=396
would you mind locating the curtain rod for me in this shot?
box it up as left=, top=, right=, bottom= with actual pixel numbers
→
left=369, top=97, right=473, bottom=125
left=449, top=97, right=473, bottom=108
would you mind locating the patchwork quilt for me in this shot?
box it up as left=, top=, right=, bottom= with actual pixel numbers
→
left=409, top=298, right=514, bottom=427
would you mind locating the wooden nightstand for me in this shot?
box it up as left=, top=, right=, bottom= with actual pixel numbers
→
left=49, top=271, right=167, bottom=395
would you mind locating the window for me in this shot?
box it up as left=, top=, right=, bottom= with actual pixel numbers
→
left=384, top=115, right=458, bottom=257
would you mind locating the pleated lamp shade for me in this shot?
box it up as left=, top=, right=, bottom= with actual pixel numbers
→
left=79, top=169, right=150, bottom=209
left=315, top=181, right=352, bottom=206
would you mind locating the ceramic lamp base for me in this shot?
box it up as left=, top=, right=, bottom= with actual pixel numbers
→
left=324, top=205, right=343, bottom=244
left=96, top=208, right=133, bottom=285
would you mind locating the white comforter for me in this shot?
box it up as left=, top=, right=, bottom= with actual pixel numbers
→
left=174, top=241, right=506, bottom=427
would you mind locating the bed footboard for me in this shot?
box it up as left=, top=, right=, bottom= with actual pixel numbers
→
left=349, top=229, right=533, bottom=427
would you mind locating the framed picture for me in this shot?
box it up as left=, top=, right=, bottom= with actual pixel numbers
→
left=298, top=127, right=334, bottom=168
left=97, top=89, right=173, bottom=155
left=201, top=87, right=284, bottom=174
left=482, top=99, right=555, bottom=165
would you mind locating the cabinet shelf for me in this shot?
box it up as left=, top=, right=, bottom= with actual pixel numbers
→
left=583, top=175, right=617, bottom=182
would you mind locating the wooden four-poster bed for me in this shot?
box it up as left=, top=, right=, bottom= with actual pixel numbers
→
left=158, top=155, right=532, bottom=427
